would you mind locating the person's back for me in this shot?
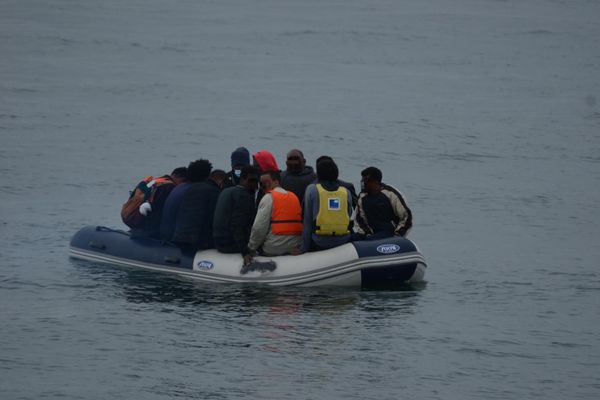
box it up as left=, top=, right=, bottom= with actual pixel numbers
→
left=213, top=166, right=259, bottom=256
left=314, top=155, right=357, bottom=205
left=281, top=166, right=315, bottom=203
left=247, top=170, right=302, bottom=260
left=302, top=159, right=353, bottom=252
left=171, top=159, right=222, bottom=250
left=173, top=180, right=220, bottom=250
left=160, top=181, right=191, bottom=241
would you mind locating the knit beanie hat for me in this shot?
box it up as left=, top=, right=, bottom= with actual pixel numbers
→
left=231, top=147, right=250, bottom=168
left=316, top=158, right=339, bottom=181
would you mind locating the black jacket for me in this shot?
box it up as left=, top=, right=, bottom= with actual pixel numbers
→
left=222, top=170, right=241, bottom=189
left=212, top=185, right=256, bottom=255
left=355, top=183, right=412, bottom=236
left=159, top=182, right=191, bottom=241
left=337, top=179, right=358, bottom=206
left=172, top=179, right=221, bottom=250
left=281, top=166, right=316, bottom=203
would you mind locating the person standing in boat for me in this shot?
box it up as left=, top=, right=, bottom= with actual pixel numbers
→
left=213, top=166, right=260, bottom=257
left=355, top=166, right=412, bottom=240
left=245, top=170, right=303, bottom=264
left=301, top=158, right=353, bottom=252
left=171, top=160, right=225, bottom=251
left=280, top=149, right=316, bottom=205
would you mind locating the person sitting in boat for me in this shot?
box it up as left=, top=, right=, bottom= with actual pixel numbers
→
left=315, top=155, right=358, bottom=206
left=301, top=158, right=353, bottom=252
left=213, top=166, right=259, bottom=256
left=245, top=169, right=303, bottom=265
left=223, top=146, right=251, bottom=188
left=159, top=167, right=193, bottom=241
left=355, top=166, right=413, bottom=240
left=252, top=150, right=279, bottom=205
left=127, top=170, right=181, bottom=239
left=171, top=160, right=225, bottom=251
left=281, top=149, right=316, bottom=205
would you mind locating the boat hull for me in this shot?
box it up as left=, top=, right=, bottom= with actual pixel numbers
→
left=69, top=226, right=426, bottom=288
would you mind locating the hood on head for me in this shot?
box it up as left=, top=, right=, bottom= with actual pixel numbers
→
left=253, top=150, right=279, bottom=172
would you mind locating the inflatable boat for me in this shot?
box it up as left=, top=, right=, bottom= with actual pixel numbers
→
left=69, top=226, right=427, bottom=288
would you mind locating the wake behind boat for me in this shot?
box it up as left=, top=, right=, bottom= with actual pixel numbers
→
left=70, top=226, right=427, bottom=288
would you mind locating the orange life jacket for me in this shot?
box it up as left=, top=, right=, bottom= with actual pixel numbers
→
left=270, top=190, right=303, bottom=235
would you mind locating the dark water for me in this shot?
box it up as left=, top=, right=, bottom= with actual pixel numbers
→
left=2, top=0, right=600, bottom=398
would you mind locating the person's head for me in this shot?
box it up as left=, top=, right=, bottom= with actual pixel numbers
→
left=170, top=167, right=188, bottom=185
left=231, top=147, right=250, bottom=176
left=187, top=159, right=212, bottom=183
left=239, top=166, right=259, bottom=191
left=209, top=169, right=228, bottom=189
left=316, top=155, right=333, bottom=165
left=316, top=158, right=339, bottom=182
left=360, top=166, right=383, bottom=193
left=259, top=170, right=281, bottom=192
left=285, top=149, right=306, bottom=174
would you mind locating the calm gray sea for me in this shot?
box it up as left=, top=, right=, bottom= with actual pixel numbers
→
left=2, top=0, right=599, bottom=399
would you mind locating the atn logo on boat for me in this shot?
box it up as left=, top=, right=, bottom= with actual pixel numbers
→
left=196, top=260, right=214, bottom=270
left=376, top=244, right=401, bottom=254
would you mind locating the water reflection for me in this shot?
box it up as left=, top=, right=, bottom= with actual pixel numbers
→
left=72, top=259, right=426, bottom=315
left=68, top=257, right=430, bottom=390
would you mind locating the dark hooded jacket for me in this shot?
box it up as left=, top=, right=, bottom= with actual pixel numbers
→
left=212, top=185, right=257, bottom=255
left=337, top=179, right=358, bottom=206
left=159, top=182, right=191, bottom=241
left=281, top=166, right=316, bottom=204
left=172, top=179, right=221, bottom=250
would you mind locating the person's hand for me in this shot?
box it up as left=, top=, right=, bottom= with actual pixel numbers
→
left=290, top=246, right=302, bottom=256
left=139, top=202, right=152, bottom=216
left=241, top=254, right=253, bottom=274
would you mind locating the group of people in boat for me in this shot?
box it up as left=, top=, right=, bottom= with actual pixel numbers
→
left=123, top=147, right=412, bottom=264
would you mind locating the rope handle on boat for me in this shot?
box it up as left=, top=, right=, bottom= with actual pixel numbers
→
left=93, top=226, right=183, bottom=251
left=95, top=226, right=131, bottom=236
left=88, top=241, right=107, bottom=250
left=163, top=256, right=181, bottom=265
